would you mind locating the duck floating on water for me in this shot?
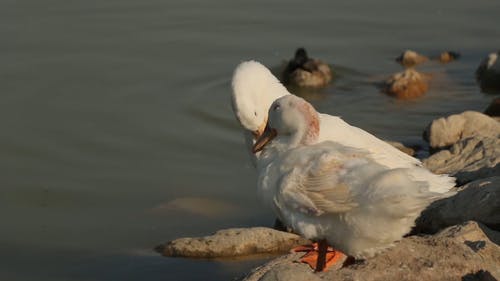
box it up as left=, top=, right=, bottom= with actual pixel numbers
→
left=476, top=51, right=500, bottom=93
left=282, top=48, right=333, bottom=88
left=252, top=95, right=456, bottom=271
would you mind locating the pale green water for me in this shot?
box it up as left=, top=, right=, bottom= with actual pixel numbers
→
left=1, top=0, right=499, bottom=280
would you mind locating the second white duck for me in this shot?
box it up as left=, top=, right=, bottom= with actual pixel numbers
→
left=253, top=95, right=456, bottom=271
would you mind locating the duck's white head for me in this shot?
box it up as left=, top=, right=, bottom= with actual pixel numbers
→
left=231, top=60, right=290, bottom=138
left=253, top=95, right=319, bottom=152
left=486, top=52, right=499, bottom=69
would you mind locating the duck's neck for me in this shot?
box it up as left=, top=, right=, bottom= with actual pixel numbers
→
left=284, top=115, right=320, bottom=150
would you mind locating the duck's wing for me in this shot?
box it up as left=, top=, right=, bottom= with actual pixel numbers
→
left=275, top=144, right=368, bottom=216
left=318, top=114, right=422, bottom=168
left=274, top=142, right=454, bottom=218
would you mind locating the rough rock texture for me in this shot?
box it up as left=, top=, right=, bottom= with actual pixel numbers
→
left=241, top=221, right=500, bottom=281
left=415, top=177, right=500, bottom=233
left=156, top=227, right=310, bottom=258
left=384, top=69, right=429, bottom=99
left=424, top=111, right=500, bottom=149
left=423, top=136, right=500, bottom=184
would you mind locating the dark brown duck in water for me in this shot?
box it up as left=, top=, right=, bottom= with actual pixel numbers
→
left=283, top=48, right=332, bottom=88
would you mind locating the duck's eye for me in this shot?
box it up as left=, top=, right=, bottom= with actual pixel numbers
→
left=254, top=111, right=257, bottom=117
left=273, top=104, right=280, bottom=111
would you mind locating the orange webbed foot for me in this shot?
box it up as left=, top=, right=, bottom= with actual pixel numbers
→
left=292, top=241, right=347, bottom=272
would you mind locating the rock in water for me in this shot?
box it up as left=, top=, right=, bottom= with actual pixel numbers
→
left=423, top=111, right=500, bottom=150
left=395, top=50, right=429, bottom=67
left=383, top=69, right=429, bottom=99
left=437, top=51, right=460, bottom=63
left=156, top=227, right=310, bottom=258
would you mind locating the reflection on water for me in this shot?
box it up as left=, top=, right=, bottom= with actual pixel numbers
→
left=1, top=0, right=499, bottom=280
left=149, top=197, right=241, bottom=218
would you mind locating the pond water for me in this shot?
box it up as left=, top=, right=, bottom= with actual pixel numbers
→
left=1, top=0, right=499, bottom=280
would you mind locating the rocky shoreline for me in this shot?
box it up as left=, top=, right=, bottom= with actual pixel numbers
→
left=157, top=102, right=500, bottom=281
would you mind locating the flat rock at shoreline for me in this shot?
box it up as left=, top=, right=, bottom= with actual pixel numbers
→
left=160, top=109, right=500, bottom=280
left=156, top=227, right=310, bottom=258
left=241, top=221, right=500, bottom=281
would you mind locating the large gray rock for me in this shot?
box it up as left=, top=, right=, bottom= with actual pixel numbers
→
left=423, top=136, right=500, bottom=184
left=423, top=111, right=500, bottom=149
left=156, top=227, right=310, bottom=258
left=242, top=221, right=500, bottom=281
left=415, top=177, right=500, bottom=233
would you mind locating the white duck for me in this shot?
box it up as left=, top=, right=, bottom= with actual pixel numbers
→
left=253, top=95, right=456, bottom=271
left=230, top=60, right=455, bottom=193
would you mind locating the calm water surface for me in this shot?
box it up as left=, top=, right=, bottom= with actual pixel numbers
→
left=1, top=0, right=499, bottom=280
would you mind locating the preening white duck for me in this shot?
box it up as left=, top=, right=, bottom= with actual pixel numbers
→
left=253, top=95, right=456, bottom=271
left=230, top=60, right=455, bottom=193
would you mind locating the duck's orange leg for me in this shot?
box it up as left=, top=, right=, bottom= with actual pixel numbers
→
left=292, top=240, right=346, bottom=272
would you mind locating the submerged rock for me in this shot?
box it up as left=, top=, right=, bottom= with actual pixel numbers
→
left=415, top=177, right=500, bottom=233
left=437, top=51, right=461, bottom=63
left=149, top=197, right=239, bottom=218
left=395, top=50, right=460, bottom=66
left=396, top=50, right=428, bottom=67
left=423, top=136, right=500, bottom=184
left=242, top=221, right=500, bottom=281
left=156, top=227, right=310, bottom=258
left=383, top=68, right=429, bottom=99
left=423, top=111, right=500, bottom=150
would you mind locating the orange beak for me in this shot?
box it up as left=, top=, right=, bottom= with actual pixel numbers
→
left=252, top=117, right=268, bottom=140
left=252, top=124, right=277, bottom=153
